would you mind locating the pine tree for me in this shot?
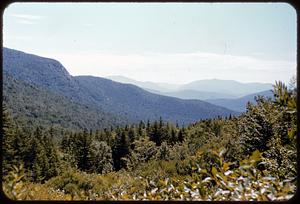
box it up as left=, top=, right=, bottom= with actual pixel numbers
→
left=32, top=142, right=48, bottom=182
left=43, top=132, right=60, bottom=180
left=178, top=127, right=187, bottom=143
left=61, top=132, right=77, bottom=168
left=2, top=105, right=18, bottom=175
left=170, top=128, right=177, bottom=145
left=112, top=130, right=130, bottom=170
left=128, top=126, right=136, bottom=150
left=149, top=120, right=162, bottom=146
left=138, top=121, right=145, bottom=136
left=146, top=120, right=151, bottom=134
left=76, top=130, right=92, bottom=171
left=159, top=117, right=164, bottom=128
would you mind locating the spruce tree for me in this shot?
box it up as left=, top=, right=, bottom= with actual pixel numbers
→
left=2, top=105, right=18, bottom=175
left=128, top=126, right=136, bottom=149
left=149, top=120, right=162, bottom=146
left=178, top=127, right=187, bottom=143
left=112, top=131, right=130, bottom=170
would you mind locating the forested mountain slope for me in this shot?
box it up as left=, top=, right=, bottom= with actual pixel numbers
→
left=75, top=75, right=238, bottom=124
left=3, top=74, right=126, bottom=130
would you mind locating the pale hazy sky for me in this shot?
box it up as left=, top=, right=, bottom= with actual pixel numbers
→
left=3, top=2, right=297, bottom=84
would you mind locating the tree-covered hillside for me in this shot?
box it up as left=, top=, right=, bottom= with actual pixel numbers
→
left=3, top=74, right=127, bottom=131
left=75, top=75, right=237, bottom=124
left=2, top=80, right=297, bottom=201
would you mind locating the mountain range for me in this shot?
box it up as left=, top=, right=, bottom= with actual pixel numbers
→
left=3, top=47, right=238, bottom=129
left=107, top=75, right=274, bottom=113
left=107, top=76, right=273, bottom=100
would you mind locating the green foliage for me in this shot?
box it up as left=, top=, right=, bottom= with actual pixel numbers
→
left=112, top=130, right=130, bottom=170
left=88, top=141, right=113, bottom=174
left=2, top=108, right=60, bottom=182
left=2, top=105, right=19, bottom=175
left=156, top=142, right=171, bottom=161
left=46, top=168, right=93, bottom=195
left=237, top=98, right=274, bottom=156
left=273, top=81, right=292, bottom=107
left=3, top=149, right=296, bottom=201
left=3, top=164, right=26, bottom=200
left=169, top=142, right=190, bottom=160
left=123, top=137, right=158, bottom=170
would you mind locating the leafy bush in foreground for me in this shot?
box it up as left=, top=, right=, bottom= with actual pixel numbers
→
left=3, top=149, right=296, bottom=201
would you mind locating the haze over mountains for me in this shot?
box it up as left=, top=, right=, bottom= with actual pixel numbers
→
left=107, top=76, right=274, bottom=112
left=3, top=47, right=239, bottom=129
left=107, top=75, right=273, bottom=100
left=107, top=75, right=180, bottom=93
left=206, top=90, right=274, bottom=112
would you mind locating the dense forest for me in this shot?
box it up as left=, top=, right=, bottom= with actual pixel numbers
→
left=2, top=80, right=297, bottom=201
left=3, top=74, right=127, bottom=130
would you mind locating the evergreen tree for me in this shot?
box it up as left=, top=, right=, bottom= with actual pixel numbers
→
left=128, top=126, right=136, bottom=150
left=2, top=106, right=19, bottom=175
left=76, top=130, right=92, bottom=171
left=237, top=99, right=273, bottom=156
left=177, top=127, right=187, bottom=143
left=24, top=126, right=60, bottom=182
left=112, top=130, right=130, bottom=170
left=43, top=133, right=60, bottom=180
left=61, top=132, right=77, bottom=168
left=149, top=120, right=162, bottom=146
left=146, top=120, right=151, bottom=134
left=138, top=120, right=145, bottom=136
left=32, top=142, right=48, bottom=182
left=170, top=128, right=177, bottom=145
left=159, top=117, right=164, bottom=128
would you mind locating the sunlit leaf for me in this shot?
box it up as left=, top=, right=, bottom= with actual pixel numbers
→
left=211, top=167, right=218, bottom=178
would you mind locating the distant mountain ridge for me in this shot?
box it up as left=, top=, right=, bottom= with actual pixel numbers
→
left=107, top=76, right=273, bottom=100
left=3, top=47, right=237, bottom=127
left=162, top=89, right=236, bottom=100
left=206, top=90, right=274, bottom=112
left=107, top=75, right=180, bottom=92
left=180, top=79, right=273, bottom=97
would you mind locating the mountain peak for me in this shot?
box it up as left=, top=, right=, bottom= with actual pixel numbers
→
left=3, top=47, right=79, bottom=98
left=3, top=47, right=71, bottom=77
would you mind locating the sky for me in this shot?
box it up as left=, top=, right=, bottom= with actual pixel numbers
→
left=3, top=2, right=297, bottom=84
